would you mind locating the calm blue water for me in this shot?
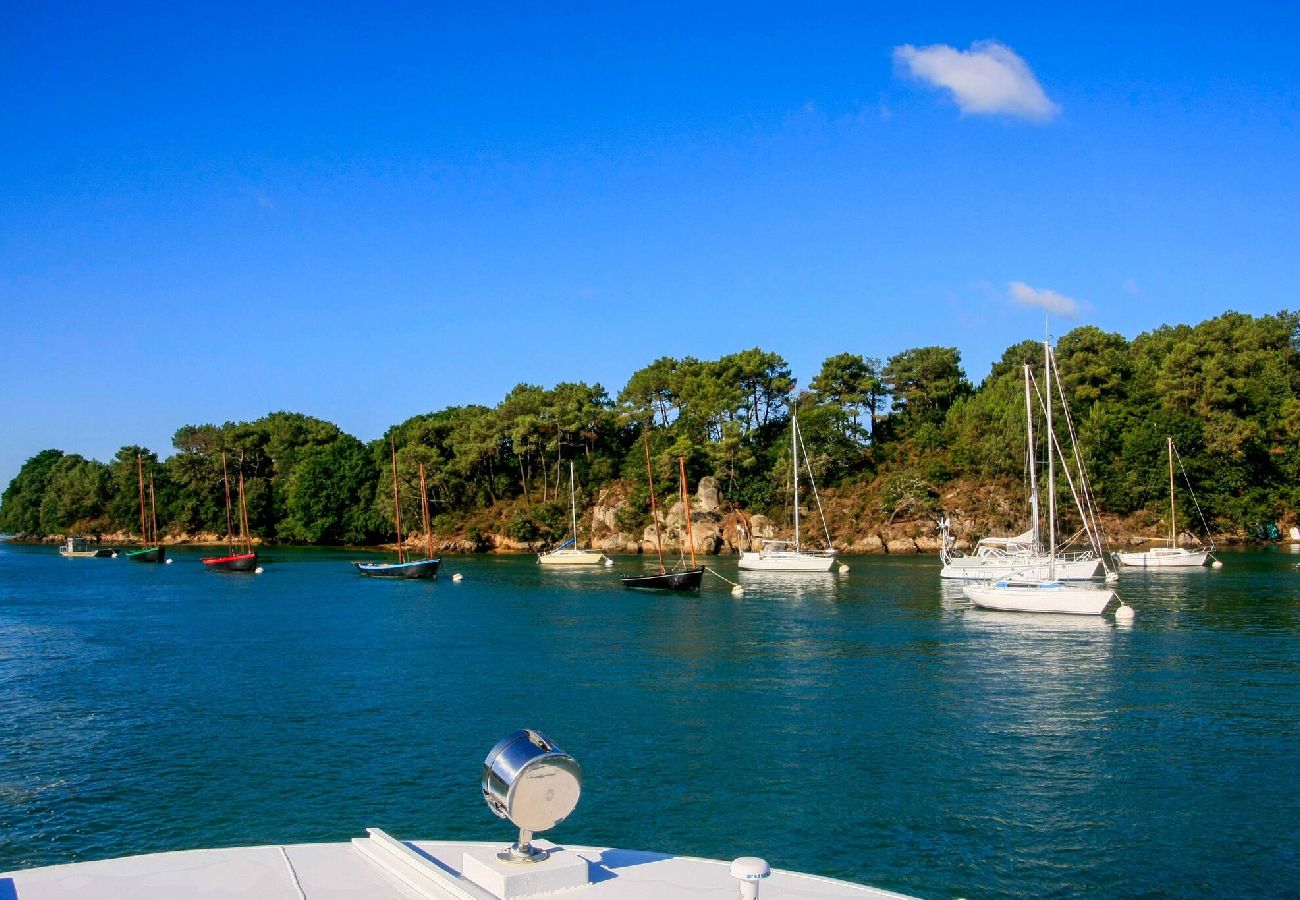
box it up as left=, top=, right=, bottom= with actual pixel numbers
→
left=1, top=542, right=1297, bottom=897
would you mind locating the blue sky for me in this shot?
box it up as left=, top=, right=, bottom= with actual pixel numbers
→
left=3, top=2, right=1298, bottom=488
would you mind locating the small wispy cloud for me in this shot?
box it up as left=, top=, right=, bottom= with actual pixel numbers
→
left=893, top=40, right=1059, bottom=122
left=253, top=190, right=275, bottom=210
left=1009, top=281, right=1081, bottom=318
left=1122, top=278, right=1141, bottom=296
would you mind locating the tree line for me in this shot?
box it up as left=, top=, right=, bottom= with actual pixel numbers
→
left=3, top=311, right=1298, bottom=544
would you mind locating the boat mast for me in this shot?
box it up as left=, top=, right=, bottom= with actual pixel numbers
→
left=419, top=462, right=433, bottom=561
left=237, top=467, right=251, bottom=555
left=642, top=430, right=665, bottom=572
left=1044, top=339, right=1057, bottom=579
left=1024, top=364, right=1041, bottom=554
left=148, top=475, right=159, bottom=547
left=679, top=456, right=697, bottom=568
left=568, top=460, right=579, bottom=549
left=136, top=454, right=148, bottom=544
left=792, top=413, right=801, bottom=552
left=390, top=437, right=404, bottom=564
left=1168, top=436, right=1177, bottom=549
left=221, top=451, right=235, bottom=555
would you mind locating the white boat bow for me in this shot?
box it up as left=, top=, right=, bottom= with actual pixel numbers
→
left=0, top=832, right=913, bottom=899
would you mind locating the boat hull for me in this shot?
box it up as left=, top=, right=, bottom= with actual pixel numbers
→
left=940, top=554, right=1103, bottom=580
left=963, top=581, right=1118, bottom=615
left=738, top=550, right=837, bottom=572
left=125, top=546, right=166, bottom=563
left=354, top=558, right=440, bottom=579
left=1115, top=548, right=1209, bottom=568
left=538, top=549, right=605, bottom=566
left=621, top=567, right=704, bottom=591
left=202, top=552, right=259, bottom=572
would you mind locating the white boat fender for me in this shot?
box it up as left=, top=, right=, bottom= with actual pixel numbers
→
left=1115, top=604, right=1135, bottom=621
left=730, top=857, right=770, bottom=899
left=452, top=572, right=463, bottom=582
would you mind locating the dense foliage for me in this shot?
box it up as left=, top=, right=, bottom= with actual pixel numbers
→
left=3, top=312, right=1298, bottom=543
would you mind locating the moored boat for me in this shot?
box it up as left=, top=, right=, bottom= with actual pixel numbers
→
left=738, top=412, right=838, bottom=573
left=203, top=451, right=259, bottom=573
left=539, top=461, right=607, bottom=567
left=127, top=454, right=166, bottom=563
left=619, top=440, right=704, bottom=592
left=58, top=536, right=115, bottom=558
left=355, top=444, right=440, bottom=580
left=963, top=578, right=1118, bottom=615
left=1115, top=437, right=1216, bottom=569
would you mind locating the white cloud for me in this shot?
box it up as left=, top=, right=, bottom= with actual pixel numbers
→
left=893, top=40, right=1059, bottom=122
left=1009, top=281, right=1081, bottom=318
left=1122, top=278, right=1141, bottom=296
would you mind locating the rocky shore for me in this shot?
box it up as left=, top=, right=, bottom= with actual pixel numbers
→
left=12, top=474, right=1254, bottom=555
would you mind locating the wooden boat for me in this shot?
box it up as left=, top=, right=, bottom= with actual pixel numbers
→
left=620, top=443, right=703, bottom=592
left=539, top=461, right=606, bottom=566
left=58, top=536, right=115, bottom=558
left=355, top=444, right=440, bottom=580
left=203, top=452, right=258, bottom=573
left=1115, top=437, right=1214, bottom=568
left=126, top=455, right=166, bottom=563
left=738, top=413, right=837, bottom=572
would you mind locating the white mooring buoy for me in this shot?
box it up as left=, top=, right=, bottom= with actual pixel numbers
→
left=837, top=563, right=850, bottom=574
left=731, top=584, right=745, bottom=596
left=165, top=558, right=173, bottom=565
left=254, top=566, right=264, bottom=575
left=452, top=572, right=463, bottom=582
left=1115, top=604, right=1135, bottom=621
left=1211, top=560, right=1224, bottom=569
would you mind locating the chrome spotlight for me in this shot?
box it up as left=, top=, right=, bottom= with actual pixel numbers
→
left=482, top=729, right=582, bottom=863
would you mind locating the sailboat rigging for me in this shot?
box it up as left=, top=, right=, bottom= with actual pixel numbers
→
left=963, top=337, right=1129, bottom=616
left=738, top=411, right=837, bottom=572
left=538, top=460, right=606, bottom=566
left=620, top=435, right=703, bottom=591
left=1115, top=437, right=1217, bottom=568
left=203, top=451, right=259, bottom=572
left=354, top=439, right=440, bottom=579
left=125, top=453, right=165, bottom=563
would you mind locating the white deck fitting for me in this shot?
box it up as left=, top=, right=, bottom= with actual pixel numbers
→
left=1, top=836, right=915, bottom=899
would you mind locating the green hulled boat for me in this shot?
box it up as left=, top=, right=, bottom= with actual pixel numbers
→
left=127, top=454, right=166, bottom=564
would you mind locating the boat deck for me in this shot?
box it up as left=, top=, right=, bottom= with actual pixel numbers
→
left=1, top=836, right=911, bottom=899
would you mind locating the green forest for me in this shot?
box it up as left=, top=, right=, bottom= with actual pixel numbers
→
left=4, top=310, right=1299, bottom=546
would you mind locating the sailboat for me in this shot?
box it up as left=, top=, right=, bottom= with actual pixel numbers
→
left=1116, top=437, right=1214, bottom=568
left=620, top=438, right=704, bottom=591
left=538, top=461, right=606, bottom=566
left=940, top=364, right=1103, bottom=580
left=737, top=412, right=837, bottom=572
left=963, top=340, right=1127, bottom=616
left=354, top=441, right=441, bottom=579
left=203, top=451, right=258, bottom=572
left=125, top=454, right=166, bottom=563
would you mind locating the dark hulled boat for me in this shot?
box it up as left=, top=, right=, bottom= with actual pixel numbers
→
left=356, top=445, right=439, bottom=581
left=202, top=552, right=259, bottom=572
left=620, top=566, right=704, bottom=591
left=203, top=452, right=258, bottom=574
left=353, top=557, right=441, bottom=579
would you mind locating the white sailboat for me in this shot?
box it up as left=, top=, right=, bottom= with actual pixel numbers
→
left=1115, top=437, right=1214, bottom=568
left=964, top=340, right=1130, bottom=617
left=739, top=412, right=838, bottom=573
left=940, top=363, right=1102, bottom=580
left=539, top=461, right=607, bottom=567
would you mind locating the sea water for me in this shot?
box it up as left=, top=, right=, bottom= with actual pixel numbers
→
left=0, top=542, right=1296, bottom=897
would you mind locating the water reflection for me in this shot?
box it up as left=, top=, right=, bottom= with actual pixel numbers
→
left=735, top=571, right=840, bottom=602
